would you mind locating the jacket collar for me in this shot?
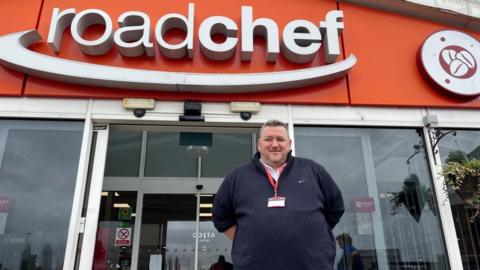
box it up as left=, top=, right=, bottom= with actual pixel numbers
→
left=253, top=151, right=294, bottom=175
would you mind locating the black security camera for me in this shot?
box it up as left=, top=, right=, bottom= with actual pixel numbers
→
left=240, top=112, right=252, bottom=121
left=133, top=108, right=146, bottom=118
left=196, top=184, right=203, bottom=190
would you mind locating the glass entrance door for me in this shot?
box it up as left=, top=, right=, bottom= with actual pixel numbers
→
left=78, top=125, right=257, bottom=270
left=137, top=194, right=232, bottom=270
left=137, top=194, right=197, bottom=270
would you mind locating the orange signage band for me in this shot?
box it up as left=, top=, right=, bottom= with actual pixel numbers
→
left=0, top=0, right=479, bottom=107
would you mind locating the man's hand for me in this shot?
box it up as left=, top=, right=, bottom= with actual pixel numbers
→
left=224, top=225, right=236, bottom=240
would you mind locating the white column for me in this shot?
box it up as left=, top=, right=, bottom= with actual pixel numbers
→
left=423, top=127, right=464, bottom=269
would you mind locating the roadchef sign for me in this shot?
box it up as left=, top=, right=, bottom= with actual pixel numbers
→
left=0, top=4, right=356, bottom=93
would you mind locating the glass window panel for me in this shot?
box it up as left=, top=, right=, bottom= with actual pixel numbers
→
left=198, top=194, right=233, bottom=270
left=104, top=129, right=143, bottom=177
left=295, top=127, right=448, bottom=270
left=136, top=194, right=232, bottom=270
left=145, top=133, right=197, bottom=177
left=93, top=191, right=137, bottom=270
left=145, top=132, right=252, bottom=178
left=437, top=129, right=480, bottom=270
left=201, top=133, right=252, bottom=178
left=138, top=194, right=197, bottom=270
left=0, top=120, right=83, bottom=270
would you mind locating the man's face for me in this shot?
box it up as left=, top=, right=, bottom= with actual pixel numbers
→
left=257, top=126, right=291, bottom=168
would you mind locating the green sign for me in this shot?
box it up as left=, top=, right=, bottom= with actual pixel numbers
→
left=119, top=207, right=132, bottom=221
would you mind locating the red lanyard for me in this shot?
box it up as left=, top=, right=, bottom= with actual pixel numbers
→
left=262, top=163, right=286, bottom=197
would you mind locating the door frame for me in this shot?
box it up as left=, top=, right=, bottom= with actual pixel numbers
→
left=76, top=124, right=258, bottom=270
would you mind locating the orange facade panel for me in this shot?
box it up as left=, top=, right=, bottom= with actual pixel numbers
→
left=2, top=0, right=478, bottom=106
left=22, top=0, right=349, bottom=104
left=341, top=3, right=480, bottom=108
left=0, top=0, right=43, bottom=96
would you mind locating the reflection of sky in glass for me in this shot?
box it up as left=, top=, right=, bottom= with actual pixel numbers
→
left=0, top=120, right=83, bottom=270
left=438, top=130, right=480, bottom=162
left=295, top=127, right=448, bottom=269
left=437, top=130, right=480, bottom=206
left=166, top=221, right=232, bottom=270
left=144, top=132, right=253, bottom=178
left=201, top=133, right=252, bottom=178
left=437, top=129, right=480, bottom=268
left=438, top=130, right=480, bottom=207
left=145, top=133, right=197, bottom=177
left=104, top=130, right=143, bottom=177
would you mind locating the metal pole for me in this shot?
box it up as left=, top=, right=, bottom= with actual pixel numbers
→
left=194, top=156, right=202, bottom=270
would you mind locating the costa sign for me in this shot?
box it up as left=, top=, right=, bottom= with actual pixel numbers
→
left=420, top=30, right=480, bottom=97
left=0, top=4, right=356, bottom=93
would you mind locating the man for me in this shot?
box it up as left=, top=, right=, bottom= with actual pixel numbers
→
left=336, top=233, right=364, bottom=270
left=212, top=119, right=345, bottom=270
left=209, top=255, right=234, bottom=270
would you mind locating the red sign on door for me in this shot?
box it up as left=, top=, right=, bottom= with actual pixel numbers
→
left=0, top=195, right=11, bottom=212
left=354, top=197, right=375, bottom=212
left=115, top=228, right=131, bottom=246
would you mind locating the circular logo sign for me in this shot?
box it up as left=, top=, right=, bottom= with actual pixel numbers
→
left=420, top=30, right=480, bottom=97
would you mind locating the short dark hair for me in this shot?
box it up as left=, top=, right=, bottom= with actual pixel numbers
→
left=259, top=120, right=289, bottom=138
left=336, top=233, right=352, bottom=244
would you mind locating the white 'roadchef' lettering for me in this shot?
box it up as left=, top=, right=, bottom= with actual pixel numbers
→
left=47, top=4, right=344, bottom=64
left=0, top=4, right=357, bottom=93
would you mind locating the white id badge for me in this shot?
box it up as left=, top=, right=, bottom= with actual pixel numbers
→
left=268, top=196, right=286, bottom=208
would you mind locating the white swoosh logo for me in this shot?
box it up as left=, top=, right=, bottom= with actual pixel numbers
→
left=0, top=30, right=357, bottom=93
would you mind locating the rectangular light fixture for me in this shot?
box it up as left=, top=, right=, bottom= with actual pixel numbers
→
left=200, top=203, right=213, bottom=208
left=101, top=192, right=120, bottom=197
left=200, top=213, right=212, bottom=217
left=122, top=98, right=155, bottom=110
left=230, top=102, right=261, bottom=113
left=114, top=203, right=131, bottom=208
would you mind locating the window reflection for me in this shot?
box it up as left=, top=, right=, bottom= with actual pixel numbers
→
left=0, top=120, right=83, bottom=270
left=201, top=133, right=252, bottom=177
left=145, top=132, right=252, bottom=178
left=295, top=127, right=448, bottom=270
left=145, top=133, right=197, bottom=177
left=138, top=194, right=196, bottom=270
left=137, top=194, right=232, bottom=270
left=93, top=191, right=137, bottom=270
left=198, top=195, right=232, bottom=270
left=438, top=129, right=480, bottom=270
left=103, top=128, right=251, bottom=270
left=104, top=129, right=143, bottom=177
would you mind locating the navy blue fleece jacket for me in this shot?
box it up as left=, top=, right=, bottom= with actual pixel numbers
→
left=212, top=152, right=345, bottom=270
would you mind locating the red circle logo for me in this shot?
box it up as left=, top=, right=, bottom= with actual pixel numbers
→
left=420, top=30, right=480, bottom=97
